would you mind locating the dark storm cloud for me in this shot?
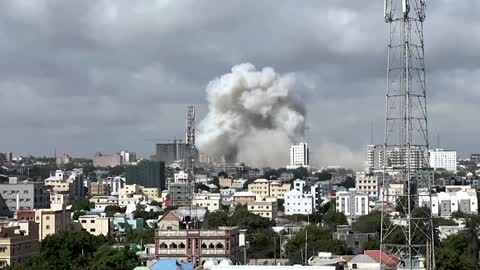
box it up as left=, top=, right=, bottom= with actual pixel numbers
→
left=0, top=0, right=479, bottom=163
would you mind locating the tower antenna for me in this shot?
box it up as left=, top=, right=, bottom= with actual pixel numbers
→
left=380, top=0, right=434, bottom=269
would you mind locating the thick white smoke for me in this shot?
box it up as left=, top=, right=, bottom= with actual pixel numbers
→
left=197, top=63, right=306, bottom=166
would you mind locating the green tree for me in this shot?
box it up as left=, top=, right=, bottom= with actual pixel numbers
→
left=285, top=225, right=352, bottom=264
left=248, top=228, right=280, bottom=259
left=124, top=228, right=155, bottom=245
left=436, top=234, right=476, bottom=270
left=108, top=165, right=125, bottom=176
left=227, top=205, right=272, bottom=230
left=361, top=239, right=380, bottom=251
left=73, top=210, right=86, bottom=220
left=352, top=211, right=382, bottom=233
left=314, top=170, right=332, bottom=181
left=91, top=245, right=139, bottom=270
left=207, top=210, right=228, bottom=229
left=104, top=205, right=125, bottom=217
left=72, top=198, right=95, bottom=212
left=293, top=167, right=309, bottom=180
left=323, top=204, right=348, bottom=231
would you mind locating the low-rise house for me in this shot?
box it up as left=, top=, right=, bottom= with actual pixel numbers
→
left=333, top=225, right=377, bottom=254
left=76, top=214, right=111, bottom=236
left=91, top=196, right=119, bottom=210
left=247, top=197, right=277, bottom=220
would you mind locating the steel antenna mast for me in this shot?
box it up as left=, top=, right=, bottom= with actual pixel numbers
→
left=380, top=0, right=435, bottom=269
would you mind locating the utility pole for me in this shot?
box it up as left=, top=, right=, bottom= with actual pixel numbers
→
left=304, top=229, right=308, bottom=266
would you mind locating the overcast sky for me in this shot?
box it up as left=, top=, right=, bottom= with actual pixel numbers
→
left=0, top=1, right=478, bottom=166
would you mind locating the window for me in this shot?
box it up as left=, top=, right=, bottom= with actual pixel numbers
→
left=352, top=264, right=358, bottom=269
left=46, top=216, right=50, bottom=220
left=46, top=225, right=50, bottom=230
left=0, top=247, right=6, bottom=253
left=81, top=220, right=87, bottom=224
left=160, top=243, right=167, bottom=249
left=216, top=243, right=224, bottom=249
left=202, top=243, right=207, bottom=248
left=179, top=243, right=186, bottom=248
left=90, top=228, right=95, bottom=232
left=90, top=220, right=95, bottom=223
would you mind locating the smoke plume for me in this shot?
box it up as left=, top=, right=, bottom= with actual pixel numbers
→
left=197, top=63, right=306, bottom=166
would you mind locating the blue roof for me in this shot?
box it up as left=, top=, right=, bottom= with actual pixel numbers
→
left=150, top=259, right=194, bottom=270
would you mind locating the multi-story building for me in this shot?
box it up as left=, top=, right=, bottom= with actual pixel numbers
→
left=219, top=177, right=234, bottom=188
left=192, top=193, right=222, bottom=212
left=93, top=153, right=123, bottom=167
left=287, top=142, right=309, bottom=169
left=154, top=142, right=188, bottom=165
left=284, top=189, right=313, bottom=215
left=77, top=214, right=111, bottom=236
left=55, top=154, right=72, bottom=166
left=49, top=193, right=70, bottom=211
left=0, top=222, right=39, bottom=268
left=366, top=145, right=384, bottom=171
left=120, top=150, right=136, bottom=165
left=231, top=179, right=247, bottom=190
left=168, top=182, right=191, bottom=206
left=44, top=170, right=85, bottom=201
left=174, top=171, right=189, bottom=183
left=126, top=160, right=166, bottom=190
left=143, top=187, right=162, bottom=201
left=0, top=177, right=50, bottom=212
left=248, top=179, right=270, bottom=198
left=336, top=189, right=369, bottom=220
left=247, top=197, right=277, bottom=220
left=380, top=183, right=404, bottom=204
left=118, top=185, right=148, bottom=207
left=232, top=191, right=257, bottom=206
left=355, top=172, right=380, bottom=197
left=106, top=176, right=126, bottom=196
left=429, top=149, right=457, bottom=172
left=333, top=225, right=377, bottom=254
left=91, top=196, right=119, bottom=210
left=293, top=179, right=306, bottom=192
left=420, top=187, right=478, bottom=217
left=270, top=181, right=291, bottom=200
left=89, top=181, right=111, bottom=196
left=17, top=208, right=71, bottom=241
left=155, top=216, right=241, bottom=268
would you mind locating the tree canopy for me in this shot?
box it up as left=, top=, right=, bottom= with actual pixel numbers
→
left=5, top=231, right=140, bottom=270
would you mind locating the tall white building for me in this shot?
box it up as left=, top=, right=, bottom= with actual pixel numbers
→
left=429, top=149, right=457, bottom=172
left=287, top=142, right=309, bottom=169
left=336, top=189, right=369, bottom=219
left=366, top=145, right=384, bottom=171
left=284, top=189, right=313, bottom=215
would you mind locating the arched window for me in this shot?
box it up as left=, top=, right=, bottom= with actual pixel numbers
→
left=179, top=242, right=186, bottom=248
left=169, top=243, right=178, bottom=249
left=216, top=243, right=224, bottom=249
left=201, top=243, right=207, bottom=249
left=160, top=243, right=167, bottom=248
left=208, top=243, right=215, bottom=249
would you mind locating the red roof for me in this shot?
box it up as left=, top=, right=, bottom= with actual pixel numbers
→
left=364, top=250, right=399, bottom=267
left=164, top=200, right=172, bottom=207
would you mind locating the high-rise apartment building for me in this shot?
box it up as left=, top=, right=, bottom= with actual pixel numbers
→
left=429, top=149, right=457, bottom=172
left=154, top=143, right=187, bottom=165
left=125, top=160, right=166, bottom=190
left=287, top=142, right=309, bottom=169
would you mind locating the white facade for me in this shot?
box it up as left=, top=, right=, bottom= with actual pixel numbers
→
left=287, top=142, right=309, bottom=169
left=192, top=193, right=222, bottom=212
left=120, top=150, right=136, bottom=164
left=284, top=189, right=313, bottom=215
left=336, top=189, right=369, bottom=217
left=174, top=170, right=189, bottom=183
left=429, top=149, right=457, bottom=172
left=293, top=179, right=306, bottom=192
left=355, top=172, right=380, bottom=197
left=419, top=187, right=478, bottom=217
left=107, top=176, right=126, bottom=196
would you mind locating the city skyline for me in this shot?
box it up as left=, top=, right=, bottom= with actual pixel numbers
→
left=0, top=1, right=478, bottom=167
